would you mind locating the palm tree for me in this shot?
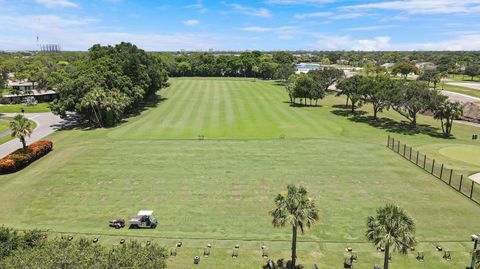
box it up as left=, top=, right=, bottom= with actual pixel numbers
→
left=366, top=204, right=416, bottom=269
left=433, top=100, right=463, bottom=137
left=10, top=114, right=34, bottom=151
left=270, top=184, right=319, bottom=268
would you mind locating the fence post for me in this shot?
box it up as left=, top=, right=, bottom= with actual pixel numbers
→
left=392, top=138, right=395, bottom=150
left=409, top=147, right=412, bottom=161
left=459, top=175, right=463, bottom=192
left=403, top=144, right=406, bottom=157
left=416, top=151, right=419, bottom=165
left=439, top=163, right=444, bottom=179
left=471, top=181, right=475, bottom=198
left=387, top=135, right=390, bottom=147
left=449, top=169, right=453, bottom=185
left=423, top=155, right=427, bottom=169
left=397, top=141, right=400, bottom=153
left=431, top=159, right=435, bottom=174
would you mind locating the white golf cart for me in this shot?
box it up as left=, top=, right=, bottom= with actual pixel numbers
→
left=128, top=210, right=158, bottom=229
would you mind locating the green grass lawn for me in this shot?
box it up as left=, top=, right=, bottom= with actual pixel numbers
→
left=0, top=77, right=479, bottom=269
left=0, top=102, right=51, bottom=113
left=448, top=74, right=480, bottom=82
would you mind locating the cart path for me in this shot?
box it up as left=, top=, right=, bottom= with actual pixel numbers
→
left=0, top=112, right=65, bottom=158
left=447, top=82, right=480, bottom=90
left=441, top=90, right=480, bottom=103
left=469, top=172, right=480, bottom=184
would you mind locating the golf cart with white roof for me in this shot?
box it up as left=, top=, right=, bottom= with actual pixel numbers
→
left=128, top=210, right=158, bottom=229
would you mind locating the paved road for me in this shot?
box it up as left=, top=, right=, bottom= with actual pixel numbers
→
left=447, top=82, right=480, bottom=90
left=441, top=90, right=480, bottom=103
left=0, top=112, right=64, bottom=158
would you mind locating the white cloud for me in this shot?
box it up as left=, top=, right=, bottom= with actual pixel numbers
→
left=404, top=34, right=480, bottom=50
left=265, top=0, right=336, bottom=5
left=343, top=0, right=480, bottom=14
left=331, top=13, right=366, bottom=19
left=35, top=0, right=78, bottom=8
left=186, top=0, right=207, bottom=13
left=347, top=25, right=394, bottom=31
left=312, top=33, right=480, bottom=51
left=183, top=19, right=200, bottom=26
left=0, top=15, right=97, bottom=31
left=231, top=4, right=272, bottom=18
left=313, top=35, right=392, bottom=51
left=294, top=12, right=332, bottom=19
left=241, top=26, right=273, bottom=32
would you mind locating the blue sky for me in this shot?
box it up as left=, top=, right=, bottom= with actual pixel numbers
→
left=1, top=0, right=480, bottom=51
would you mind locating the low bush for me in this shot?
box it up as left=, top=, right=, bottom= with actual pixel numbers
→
left=0, top=141, right=53, bottom=173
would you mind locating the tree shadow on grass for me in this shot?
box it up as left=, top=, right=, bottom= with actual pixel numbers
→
left=331, top=108, right=446, bottom=138
left=53, top=95, right=167, bottom=131
left=261, top=259, right=304, bottom=269
left=282, top=101, right=323, bottom=108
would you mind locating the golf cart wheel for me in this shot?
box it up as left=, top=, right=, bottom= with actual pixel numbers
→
left=129, top=225, right=138, bottom=229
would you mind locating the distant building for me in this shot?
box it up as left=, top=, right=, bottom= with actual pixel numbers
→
left=381, top=63, right=395, bottom=68
left=10, top=82, right=34, bottom=92
left=2, top=89, right=58, bottom=103
left=415, top=62, right=436, bottom=70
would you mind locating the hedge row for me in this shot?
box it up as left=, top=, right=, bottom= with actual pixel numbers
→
left=0, top=141, right=53, bottom=174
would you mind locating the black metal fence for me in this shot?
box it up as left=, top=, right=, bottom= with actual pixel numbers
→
left=387, top=136, right=480, bottom=206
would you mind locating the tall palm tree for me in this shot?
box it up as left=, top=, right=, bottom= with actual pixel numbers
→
left=10, top=114, right=34, bottom=151
left=270, top=184, right=319, bottom=268
left=366, top=204, right=416, bottom=269
left=433, top=100, right=463, bottom=137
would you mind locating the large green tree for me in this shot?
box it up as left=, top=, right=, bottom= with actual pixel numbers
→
left=392, top=62, right=418, bottom=79
left=337, top=75, right=364, bottom=113
left=361, top=75, right=394, bottom=120
left=465, top=64, right=480, bottom=81
left=366, top=204, right=416, bottom=269
left=307, top=68, right=344, bottom=106
left=10, top=114, right=34, bottom=151
left=418, top=69, right=442, bottom=89
left=390, top=80, right=442, bottom=127
left=49, top=43, right=168, bottom=127
left=433, top=100, right=463, bottom=137
left=270, top=184, right=319, bottom=268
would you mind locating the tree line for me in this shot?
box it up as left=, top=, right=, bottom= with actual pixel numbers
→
left=158, top=51, right=295, bottom=80
left=336, top=75, right=462, bottom=137
left=285, top=68, right=344, bottom=106
left=287, top=67, right=463, bottom=137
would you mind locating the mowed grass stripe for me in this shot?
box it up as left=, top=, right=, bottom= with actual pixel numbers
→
left=228, top=81, right=249, bottom=135
left=220, top=82, right=236, bottom=137
left=161, top=79, right=200, bottom=137
left=170, top=80, right=204, bottom=137
left=242, top=81, right=281, bottom=137
left=252, top=82, right=318, bottom=136
left=210, top=80, right=222, bottom=133
left=190, top=79, right=213, bottom=136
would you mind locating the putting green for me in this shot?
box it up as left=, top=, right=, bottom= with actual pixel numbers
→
left=439, top=145, right=480, bottom=166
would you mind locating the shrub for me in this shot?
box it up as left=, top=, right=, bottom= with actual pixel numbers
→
left=0, top=140, right=53, bottom=174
